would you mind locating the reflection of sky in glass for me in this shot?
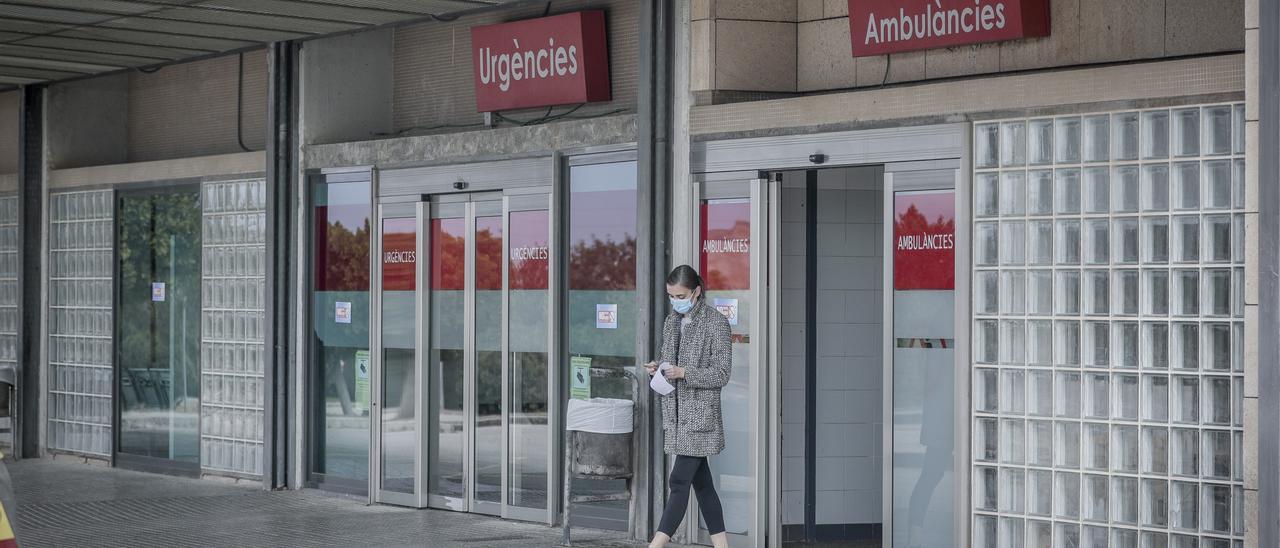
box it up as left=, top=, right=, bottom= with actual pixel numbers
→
left=570, top=162, right=637, bottom=245
left=316, top=181, right=371, bottom=230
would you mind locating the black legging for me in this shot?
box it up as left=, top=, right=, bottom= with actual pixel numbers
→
left=657, top=455, right=726, bottom=537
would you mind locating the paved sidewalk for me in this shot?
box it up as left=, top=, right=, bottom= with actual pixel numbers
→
left=8, top=457, right=656, bottom=548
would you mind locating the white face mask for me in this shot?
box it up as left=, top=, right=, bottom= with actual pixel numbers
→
left=670, top=295, right=694, bottom=314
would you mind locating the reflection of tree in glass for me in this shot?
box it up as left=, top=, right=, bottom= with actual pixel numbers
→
left=896, top=204, right=955, bottom=241
left=702, top=219, right=750, bottom=291
left=431, top=221, right=464, bottom=290
left=475, top=227, right=502, bottom=290
left=318, top=217, right=370, bottom=291
left=569, top=235, right=636, bottom=290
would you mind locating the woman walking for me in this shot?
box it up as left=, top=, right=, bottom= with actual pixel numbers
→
left=644, top=265, right=732, bottom=548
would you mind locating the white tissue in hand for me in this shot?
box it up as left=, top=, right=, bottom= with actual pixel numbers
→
left=650, top=361, right=675, bottom=395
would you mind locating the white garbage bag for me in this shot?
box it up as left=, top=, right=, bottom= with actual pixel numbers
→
left=566, top=398, right=634, bottom=434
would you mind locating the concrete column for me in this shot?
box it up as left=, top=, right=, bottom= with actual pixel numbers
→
left=17, top=85, right=42, bottom=459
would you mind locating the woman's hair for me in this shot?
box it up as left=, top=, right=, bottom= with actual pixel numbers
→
left=666, top=264, right=703, bottom=294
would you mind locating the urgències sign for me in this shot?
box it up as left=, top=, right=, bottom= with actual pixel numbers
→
left=471, top=10, right=611, bottom=112
left=848, top=0, right=1050, bottom=57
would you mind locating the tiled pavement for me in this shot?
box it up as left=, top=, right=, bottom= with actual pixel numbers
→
left=7, top=457, right=656, bottom=548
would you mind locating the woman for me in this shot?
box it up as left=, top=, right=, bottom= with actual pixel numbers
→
left=644, top=265, right=732, bottom=548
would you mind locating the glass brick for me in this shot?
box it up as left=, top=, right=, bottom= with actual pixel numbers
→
left=1204, top=160, right=1233, bottom=209
left=1114, top=165, right=1141, bottom=212
left=1114, top=111, right=1140, bottom=161
left=1001, top=171, right=1027, bottom=215
left=999, top=517, right=1025, bottom=547
left=1083, top=423, right=1109, bottom=470
left=1029, top=371, right=1053, bottom=416
left=1144, top=374, right=1171, bottom=421
left=1144, top=532, right=1170, bottom=548
left=1202, top=430, right=1232, bottom=480
left=1028, top=118, right=1054, bottom=165
left=1055, top=523, right=1080, bottom=548
left=1055, top=422, right=1082, bottom=472
left=1056, top=472, right=1081, bottom=519
left=1115, top=270, right=1140, bottom=315
left=1084, top=321, right=1109, bottom=367
left=977, top=222, right=999, bottom=266
left=1114, top=218, right=1140, bottom=264
left=1203, top=215, right=1232, bottom=263
left=1173, top=368, right=1201, bottom=420
left=1173, top=162, right=1201, bottom=210
left=1029, top=419, right=1054, bottom=465
left=1114, top=373, right=1140, bottom=419
left=1001, top=369, right=1025, bottom=414
left=1233, top=158, right=1245, bottom=209
left=974, top=515, right=997, bottom=548
left=1084, top=220, right=1110, bottom=265
left=1145, top=217, right=1170, bottom=264
left=1232, top=323, right=1244, bottom=372
left=1233, top=266, right=1244, bottom=318
left=1170, top=481, right=1199, bottom=530
left=1002, top=221, right=1027, bottom=265
left=1056, top=220, right=1082, bottom=265
left=1113, top=321, right=1141, bottom=369
left=1144, top=425, right=1170, bottom=475
left=1083, top=474, right=1110, bottom=522
left=1056, top=168, right=1082, bottom=214
left=1202, top=377, right=1231, bottom=426
left=1083, top=374, right=1110, bottom=419
left=1232, top=214, right=1244, bottom=264
left=1056, top=271, right=1081, bottom=314
left=1029, top=221, right=1053, bottom=266
left=1084, top=115, right=1110, bottom=163
left=1056, top=373, right=1082, bottom=418
left=975, top=466, right=998, bottom=509
left=1000, top=467, right=1025, bottom=511
left=1056, top=117, right=1082, bottom=164
left=1114, top=425, right=1139, bottom=473
left=1204, top=269, right=1231, bottom=317
left=1174, top=270, right=1200, bottom=316
left=1203, top=105, right=1233, bottom=156
left=1029, top=272, right=1053, bottom=314
left=1028, top=170, right=1053, bottom=215
left=976, top=271, right=999, bottom=314
left=1001, top=320, right=1025, bottom=365
left=1144, top=479, right=1171, bottom=527
left=1028, top=472, right=1053, bottom=516
left=977, top=320, right=999, bottom=363
left=1233, top=104, right=1245, bottom=155
left=1056, top=321, right=1081, bottom=367
left=1203, top=322, right=1233, bottom=371
left=1002, top=121, right=1028, bottom=167
left=1001, top=271, right=1026, bottom=314
left=1144, top=110, right=1171, bottom=159
left=1201, top=483, right=1232, bottom=534
left=1084, top=167, right=1111, bottom=214
left=1084, top=271, right=1109, bottom=316
left=1113, top=476, right=1141, bottom=525
left=1234, top=379, right=1244, bottom=428
left=1172, top=108, right=1200, bottom=157
left=1029, top=320, right=1053, bottom=365
left=1234, top=484, right=1245, bottom=534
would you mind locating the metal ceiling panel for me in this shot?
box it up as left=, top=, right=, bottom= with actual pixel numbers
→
left=0, top=0, right=533, bottom=88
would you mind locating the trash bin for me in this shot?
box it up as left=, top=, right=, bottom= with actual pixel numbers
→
left=566, top=398, right=634, bottom=477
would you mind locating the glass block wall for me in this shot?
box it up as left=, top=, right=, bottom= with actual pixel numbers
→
left=47, top=190, right=114, bottom=456
left=972, top=104, right=1247, bottom=548
left=200, top=178, right=267, bottom=476
left=0, top=195, right=17, bottom=447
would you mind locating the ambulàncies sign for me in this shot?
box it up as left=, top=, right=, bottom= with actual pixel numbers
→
left=471, top=11, right=612, bottom=112
left=848, top=0, right=1051, bottom=57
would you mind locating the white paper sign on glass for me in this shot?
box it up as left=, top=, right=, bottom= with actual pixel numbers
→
left=151, top=282, right=166, bottom=302
left=596, top=303, right=618, bottom=329
left=335, top=301, right=352, bottom=324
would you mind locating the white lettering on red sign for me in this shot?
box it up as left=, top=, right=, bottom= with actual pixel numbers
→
left=511, top=245, right=550, bottom=261
left=865, top=1, right=1009, bottom=47
left=896, top=233, right=955, bottom=251
left=478, top=39, right=580, bottom=93
left=383, top=250, right=416, bottom=264
left=702, top=238, right=749, bottom=254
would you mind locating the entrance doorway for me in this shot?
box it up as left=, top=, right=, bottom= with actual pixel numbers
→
left=114, top=184, right=203, bottom=475
left=371, top=188, right=557, bottom=524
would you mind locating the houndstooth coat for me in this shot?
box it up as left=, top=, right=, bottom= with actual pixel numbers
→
left=658, top=297, right=733, bottom=457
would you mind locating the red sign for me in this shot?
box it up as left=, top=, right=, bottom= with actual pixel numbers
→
left=510, top=210, right=550, bottom=290
left=699, top=200, right=751, bottom=291
left=893, top=191, right=955, bottom=290
left=471, top=10, right=611, bottom=112
left=382, top=218, right=416, bottom=291
left=848, top=0, right=1050, bottom=57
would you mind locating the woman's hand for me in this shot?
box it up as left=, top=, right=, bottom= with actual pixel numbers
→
left=664, top=366, right=685, bottom=380
left=644, top=361, right=659, bottom=377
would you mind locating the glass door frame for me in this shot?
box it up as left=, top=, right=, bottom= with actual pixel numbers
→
left=685, top=173, right=771, bottom=548
left=880, top=165, right=971, bottom=548
left=111, top=181, right=204, bottom=478
left=371, top=200, right=428, bottom=507
left=376, top=188, right=558, bottom=523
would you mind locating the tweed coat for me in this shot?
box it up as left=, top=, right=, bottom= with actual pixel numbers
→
left=658, top=297, right=733, bottom=457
